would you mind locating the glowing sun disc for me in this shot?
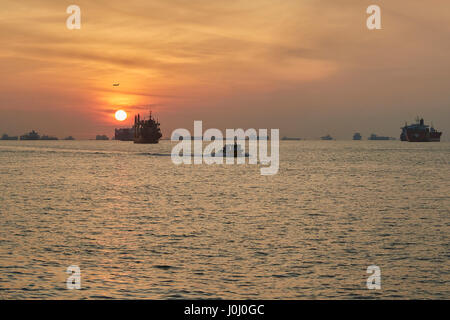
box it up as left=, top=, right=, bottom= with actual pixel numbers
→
left=115, top=110, right=127, bottom=121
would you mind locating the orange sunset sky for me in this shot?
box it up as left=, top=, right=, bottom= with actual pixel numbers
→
left=0, top=0, right=449, bottom=139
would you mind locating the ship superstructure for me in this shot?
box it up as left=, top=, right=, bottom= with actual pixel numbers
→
left=133, top=112, right=162, bottom=144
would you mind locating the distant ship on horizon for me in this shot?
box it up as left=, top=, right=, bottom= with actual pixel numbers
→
left=368, top=133, right=395, bottom=141
left=401, top=117, right=442, bottom=142
left=1, top=134, right=18, bottom=140
left=353, top=132, right=362, bottom=140
left=114, top=128, right=134, bottom=141
left=20, top=130, right=40, bottom=140
left=320, top=134, right=333, bottom=140
left=41, top=135, right=58, bottom=140
left=114, top=112, right=162, bottom=144
left=96, top=135, right=109, bottom=140
left=282, top=136, right=302, bottom=141
left=13, top=130, right=59, bottom=141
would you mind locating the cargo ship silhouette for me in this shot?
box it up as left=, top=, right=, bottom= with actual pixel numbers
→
left=115, top=112, right=162, bottom=144
left=320, top=134, right=333, bottom=140
left=353, top=132, right=362, bottom=140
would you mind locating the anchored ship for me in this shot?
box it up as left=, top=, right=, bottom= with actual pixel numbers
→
left=320, top=134, right=333, bottom=140
left=20, top=130, right=40, bottom=140
left=368, top=134, right=394, bottom=141
left=1, top=134, right=18, bottom=140
left=282, top=136, right=302, bottom=141
left=96, top=135, right=109, bottom=140
left=114, top=128, right=134, bottom=141
left=353, top=132, right=362, bottom=140
left=401, top=118, right=442, bottom=142
left=16, top=130, right=59, bottom=140
left=41, top=135, right=58, bottom=140
left=134, top=112, right=162, bottom=144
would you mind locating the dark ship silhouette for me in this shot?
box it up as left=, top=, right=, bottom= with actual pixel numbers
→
left=282, top=136, right=302, bottom=141
left=320, top=134, right=333, bottom=140
left=41, top=135, right=58, bottom=140
left=114, top=128, right=134, bottom=141
left=133, top=112, right=162, bottom=144
left=114, top=112, right=162, bottom=144
left=13, top=130, right=58, bottom=140
left=400, top=117, right=442, bottom=142
left=353, top=132, right=362, bottom=140
left=368, top=133, right=394, bottom=140
left=211, top=141, right=249, bottom=158
left=1, top=134, right=18, bottom=140
left=20, top=130, right=40, bottom=140
left=96, top=135, right=109, bottom=140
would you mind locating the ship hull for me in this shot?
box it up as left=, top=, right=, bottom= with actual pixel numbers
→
left=133, top=138, right=160, bottom=144
left=430, top=132, right=442, bottom=142
left=20, top=137, right=40, bottom=140
left=400, top=132, right=407, bottom=141
left=406, top=130, right=441, bottom=142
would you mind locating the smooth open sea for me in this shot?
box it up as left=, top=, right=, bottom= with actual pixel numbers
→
left=0, top=140, right=449, bottom=299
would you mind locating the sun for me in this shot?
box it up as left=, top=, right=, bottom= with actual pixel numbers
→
left=115, top=110, right=127, bottom=121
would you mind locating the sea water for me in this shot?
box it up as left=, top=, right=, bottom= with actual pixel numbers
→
left=0, top=140, right=448, bottom=299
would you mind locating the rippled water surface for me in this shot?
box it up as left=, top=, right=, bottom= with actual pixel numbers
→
left=0, top=140, right=449, bottom=299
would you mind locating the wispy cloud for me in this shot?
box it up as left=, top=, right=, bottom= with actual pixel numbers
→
left=1, top=0, right=449, bottom=139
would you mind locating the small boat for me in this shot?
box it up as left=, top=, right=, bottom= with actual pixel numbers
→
left=211, top=143, right=249, bottom=157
